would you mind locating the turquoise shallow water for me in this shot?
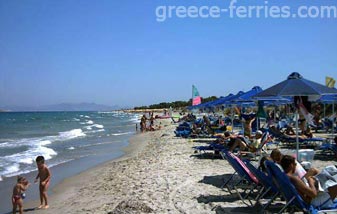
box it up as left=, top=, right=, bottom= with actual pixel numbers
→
left=0, top=111, right=140, bottom=213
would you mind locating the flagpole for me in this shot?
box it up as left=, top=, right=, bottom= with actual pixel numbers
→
left=231, top=106, right=234, bottom=133
left=332, top=102, right=335, bottom=136
left=192, top=85, right=193, bottom=106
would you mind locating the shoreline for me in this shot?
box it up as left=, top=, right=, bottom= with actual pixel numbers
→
left=0, top=131, right=144, bottom=214
left=19, top=119, right=235, bottom=214
left=7, top=119, right=337, bottom=214
left=22, top=131, right=150, bottom=213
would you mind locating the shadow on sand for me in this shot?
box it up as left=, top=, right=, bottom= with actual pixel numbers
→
left=197, top=194, right=239, bottom=204
left=314, top=150, right=336, bottom=161
left=190, top=152, right=223, bottom=160
left=212, top=202, right=286, bottom=214
left=4, top=207, right=36, bottom=214
left=199, top=174, right=237, bottom=189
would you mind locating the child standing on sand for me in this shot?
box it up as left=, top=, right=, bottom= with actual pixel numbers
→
left=12, top=176, right=30, bottom=214
left=34, top=156, right=51, bottom=209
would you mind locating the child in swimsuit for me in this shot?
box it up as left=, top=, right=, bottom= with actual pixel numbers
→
left=34, top=155, right=51, bottom=209
left=12, top=176, right=30, bottom=214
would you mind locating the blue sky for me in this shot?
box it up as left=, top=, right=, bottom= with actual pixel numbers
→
left=1, top=0, right=336, bottom=108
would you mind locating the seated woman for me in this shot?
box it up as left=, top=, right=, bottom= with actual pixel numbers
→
left=302, top=127, right=314, bottom=138
left=281, top=155, right=337, bottom=209
left=285, top=126, right=296, bottom=135
left=270, top=148, right=318, bottom=179
left=215, top=131, right=240, bottom=148
left=269, top=125, right=284, bottom=136
left=283, top=125, right=302, bottom=136
left=229, top=130, right=263, bottom=153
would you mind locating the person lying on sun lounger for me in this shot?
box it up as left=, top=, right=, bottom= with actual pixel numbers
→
left=270, top=125, right=316, bottom=141
left=214, top=131, right=241, bottom=148
left=229, top=130, right=263, bottom=153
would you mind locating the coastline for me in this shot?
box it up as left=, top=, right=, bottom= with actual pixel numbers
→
left=22, top=131, right=150, bottom=213
left=7, top=119, right=337, bottom=214
left=20, top=119, right=235, bottom=214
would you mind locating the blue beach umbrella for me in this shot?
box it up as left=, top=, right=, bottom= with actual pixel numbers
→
left=254, top=72, right=337, bottom=97
left=203, top=94, right=231, bottom=108
left=254, top=72, right=337, bottom=160
left=235, top=86, right=263, bottom=102
left=220, top=91, right=245, bottom=107
left=318, top=94, right=337, bottom=104
left=209, top=93, right=235, bottom=107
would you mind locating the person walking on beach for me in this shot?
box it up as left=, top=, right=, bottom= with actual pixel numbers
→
left=34, top=156, right=51, bottom=209
left=12, top=176, right=30, bottom=214
left=140, top=115, right=146, bottom=132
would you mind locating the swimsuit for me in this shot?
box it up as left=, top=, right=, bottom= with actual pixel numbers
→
left=13, top=195, right=21, bottom=203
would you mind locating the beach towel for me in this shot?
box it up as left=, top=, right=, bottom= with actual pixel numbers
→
left=315, top=166, right=337, bottom=192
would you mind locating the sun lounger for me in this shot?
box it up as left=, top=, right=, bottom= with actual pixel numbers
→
left=193, top=143, right=226, bottom=156
left=265, top=160, right=337, bottom=213
left=319, top=143, right=337, bottom=157
left=239, top=131, right=274, bottom=160
left=243, top=160, right=280, bottom=211
left=268, top=127, right=325, bottom=147
left=220, top=150, right=261, bottom=206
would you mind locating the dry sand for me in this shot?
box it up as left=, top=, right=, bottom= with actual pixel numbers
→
left=23, top=119, right=337, bottom=214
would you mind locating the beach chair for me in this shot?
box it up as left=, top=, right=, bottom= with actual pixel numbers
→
left=174, top=122, right=193, bottom=137
left=268, top=127, right=325, bottom=147
left=174, top=129, right=191, bottom=138
left=265, top=160, right=337, bottom=213
left=239, top=131, right=273, bottom=160
left=193, top=142, right=226, bottom=154
left=243, top=160, right=280, bottom=211
left=277, top=119, right=289, bottom=130
left=319, top=143, right=337, bottom=158
left=220, top=150, right=261, bottom=206
left=322, top=118, right=337, bottom=132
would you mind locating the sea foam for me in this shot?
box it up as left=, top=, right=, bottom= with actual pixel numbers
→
left=111, top=131, right=133, bottom=136
left=58, top=129, right=86, bottom=141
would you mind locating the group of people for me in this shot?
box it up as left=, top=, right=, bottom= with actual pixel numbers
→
left=215, top=130, right=265, bottom=155
left=269, top=124, right=316, bottom=141
left=12, top=155, right=51, bottom=214
left=260, top=149, right=337, bottom=209
left=138, top=112, right=161, bottom=132
left=189, top=115, right=228, bottom=137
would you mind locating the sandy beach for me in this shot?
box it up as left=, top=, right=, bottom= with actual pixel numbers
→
left=17, top=119, right=337, bottom=214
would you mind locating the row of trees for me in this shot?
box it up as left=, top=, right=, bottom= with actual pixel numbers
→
left=133, top=96, right=218, bottom=110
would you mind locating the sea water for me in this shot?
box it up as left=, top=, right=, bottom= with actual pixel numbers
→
left=0, top=111, right=139, bottom=212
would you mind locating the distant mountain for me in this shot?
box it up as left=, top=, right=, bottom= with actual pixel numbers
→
left=0, top=103, right=120, bottom=112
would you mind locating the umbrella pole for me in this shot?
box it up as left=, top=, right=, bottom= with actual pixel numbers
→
left=333, top=102, right=335, bottom=136
left=231, top=106, right=234, bottom=133
left=295, top=109, right=299, bottom=161
left=272, top=106, right=276, bottom=128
